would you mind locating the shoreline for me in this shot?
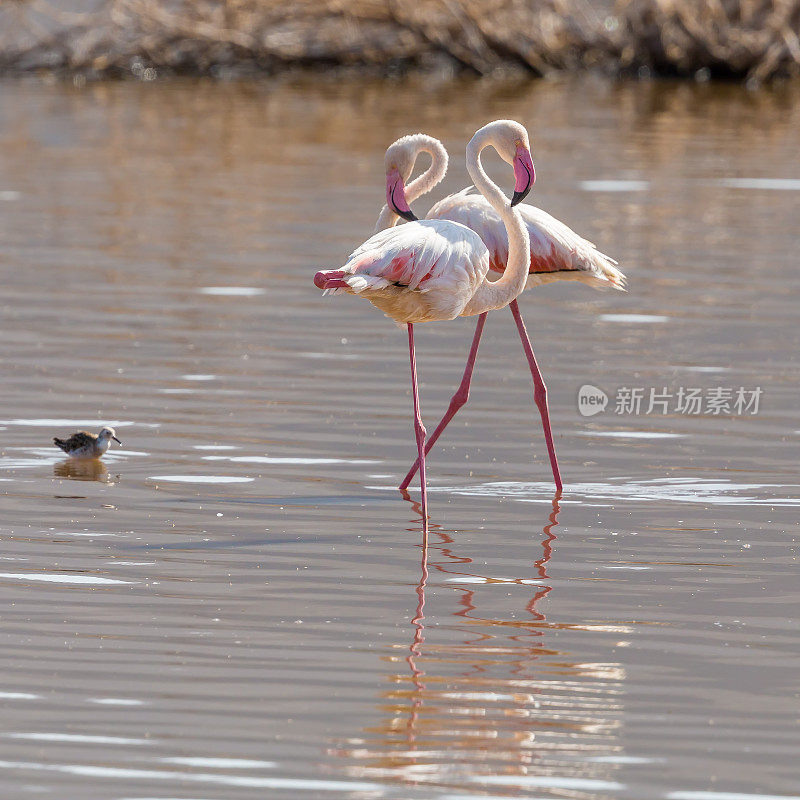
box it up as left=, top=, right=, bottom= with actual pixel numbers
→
left=1, top=1, right=798, bottom=86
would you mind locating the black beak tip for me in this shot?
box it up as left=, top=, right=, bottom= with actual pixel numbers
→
left=113, top=437, right=122, bottom=445
left=396, top=209, right=419, bottom=223
left=511, top=188, right=530, bottom=207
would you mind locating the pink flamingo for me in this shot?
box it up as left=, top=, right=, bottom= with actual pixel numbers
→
left=375, top=133, right=626, bottom=493
left=314, top=120, right=535, bottom=528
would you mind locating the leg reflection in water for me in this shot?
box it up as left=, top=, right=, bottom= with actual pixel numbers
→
left=331, top=494, right=628, bottom=791
left=406, top=495, right=428, bottom=744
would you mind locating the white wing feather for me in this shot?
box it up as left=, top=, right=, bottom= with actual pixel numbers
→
left=318, top=219, right=490, bottom=324
left=428, top=188, right=626, bottom=291
left=340, top=219, right=486, bottom=291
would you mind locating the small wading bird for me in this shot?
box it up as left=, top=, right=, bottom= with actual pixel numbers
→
left=375, top=132, right=626, bottom=493
left=53, top=426, right=122, bottom=459
left=314, top=120, right=535, bottom=528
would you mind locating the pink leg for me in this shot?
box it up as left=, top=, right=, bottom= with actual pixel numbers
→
left=509, top=299, right=563, bottom=492
left=399, top=313, right=487, bottom=491
left=407, top=323, right=428, bottom=531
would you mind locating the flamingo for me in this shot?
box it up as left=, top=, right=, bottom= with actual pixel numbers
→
left=375, top=133, right=626, bottom=493
left=314, top=120, right=535, bottom=529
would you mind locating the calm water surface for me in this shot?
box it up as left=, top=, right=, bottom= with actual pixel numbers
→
left=0, top=76, right=798, bottom=799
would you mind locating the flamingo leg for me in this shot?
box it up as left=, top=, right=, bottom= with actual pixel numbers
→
left=509, top=299, right=563, bottom=492
left=399, top=312, right=487, bottom=492
left=407, top=323, right=428, bottom=531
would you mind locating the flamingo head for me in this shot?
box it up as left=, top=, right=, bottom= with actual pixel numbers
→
left=384, top=136, right=419, bottom=223
left=470, top=119, right=535, bottom=207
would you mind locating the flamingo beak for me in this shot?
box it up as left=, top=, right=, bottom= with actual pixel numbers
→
left=112, top=436, right=122, bottom=445
left=511, top=144, right=535, bottom=207
left=386, top=167, right=418, bottom=222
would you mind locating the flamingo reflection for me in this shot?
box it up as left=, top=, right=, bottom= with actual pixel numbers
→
left=406, top=497, right=428, bottom=745
left=331, top=493, right=629, bottom=791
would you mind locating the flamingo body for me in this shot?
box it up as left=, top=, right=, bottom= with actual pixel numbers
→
left=315, top=120, right=539, bottom=529
left=427, top=187, right=626, bottom=291
left=314, top=219, right=490, bottom=325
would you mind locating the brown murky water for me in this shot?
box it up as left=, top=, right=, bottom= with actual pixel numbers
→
left=0, top=76, right=798, bottom=799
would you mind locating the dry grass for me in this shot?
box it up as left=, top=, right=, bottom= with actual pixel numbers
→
left=617, top=0, right=800, bottom=83
left=1, top=0, right=798, bottom=83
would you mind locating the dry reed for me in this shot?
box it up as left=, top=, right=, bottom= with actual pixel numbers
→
left=617, top=0, right=800, bottom=83
left=0, top=0, right=798, bottom=83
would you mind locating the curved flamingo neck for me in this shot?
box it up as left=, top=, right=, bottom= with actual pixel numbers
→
left=405, top=135, right=448, bottom=203
left=461, top=133, right=530, bottom=317
left=374, top=135, right=448, bottom=232
left=374, top=204, right=397, bottom=231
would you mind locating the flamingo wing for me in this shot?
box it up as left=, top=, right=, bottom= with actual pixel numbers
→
left=428, top=188, right=626, bottom=291
left=314, top=219, right=490, bottom=323
left=341, top=219, right=486, bottom=291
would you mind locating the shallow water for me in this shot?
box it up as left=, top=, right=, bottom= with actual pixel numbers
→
left=0, top=76, right=798, bottom=799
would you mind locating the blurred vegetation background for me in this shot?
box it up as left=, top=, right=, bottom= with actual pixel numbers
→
left=1, top=0, right=798, bottom=84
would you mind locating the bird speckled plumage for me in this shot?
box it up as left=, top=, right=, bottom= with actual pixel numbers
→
left=53, top=426, right=121, bottom=459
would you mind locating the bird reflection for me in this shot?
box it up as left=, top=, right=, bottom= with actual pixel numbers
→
left=406, top=504, right=428, bottom=745
left=54, top=459, right=116, bottom=484
left=331, top=493, right=628, bottom=791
